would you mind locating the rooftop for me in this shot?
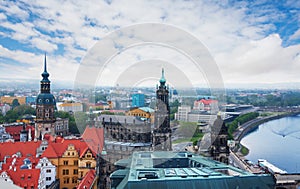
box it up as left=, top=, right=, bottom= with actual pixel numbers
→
left=77, top=169, right=96, bottom=189
left=98, top=114, right=151, bottom=125
left=111, top=151, right=275, bottom=189
left=0, top=140, right=41, bottom=161
left=138, top=107, right=154, bottom=113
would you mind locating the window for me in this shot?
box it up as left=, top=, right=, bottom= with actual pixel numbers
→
left=74, top=160, right=78, bottom=166
left=72, top=177, right=77, bottom=183
left=73, top=169, right=78, bottom=175
left=63, top=169, right=69, bottom=175
left=46, top=169, right=51, bottom=173
left=86, top=162, right=91, bottom=168
left=46, top=177, right=51, bottom=181
left=63, top=177, right=69, bottom=184
left=63, top=160, right=68, bottom=165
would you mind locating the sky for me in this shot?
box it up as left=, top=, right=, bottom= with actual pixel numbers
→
left=0, top=0, right=300, bottom=88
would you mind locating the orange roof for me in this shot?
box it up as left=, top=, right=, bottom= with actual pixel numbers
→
left=77, top=169, right=96, bottom=189
left=81, top=126, right=104, bottom=156
left=59, top=103, right=82, bottom=107
left=0, top=141, right=41, bottom=161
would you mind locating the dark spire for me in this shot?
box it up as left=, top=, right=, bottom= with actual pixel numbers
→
left=41, top=53, right=50, bottom=82
left=40, top=53, right=51, bottom=93
left=159, top=68, right=166, bottom=86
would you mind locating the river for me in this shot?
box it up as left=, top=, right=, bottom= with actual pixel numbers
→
left=241, top=114, right=300, bottom=173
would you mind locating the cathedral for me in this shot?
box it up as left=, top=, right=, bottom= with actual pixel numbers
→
left=152, top=68, right=172, bottom=151
left=35, top=55, right=56, bottom=140
left=98, top=68, right=172, bottom=176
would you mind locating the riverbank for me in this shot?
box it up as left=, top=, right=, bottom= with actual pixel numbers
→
left=232, top=111, right=300, bottom=158
left=234, top=111, right=300, bottom=143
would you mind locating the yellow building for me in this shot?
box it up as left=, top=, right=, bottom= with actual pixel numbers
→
left=0, top=96, right=26, bottom=105
left=126, top=107, right=154, bottom=122
left=41, top=136, right=98, bottom=189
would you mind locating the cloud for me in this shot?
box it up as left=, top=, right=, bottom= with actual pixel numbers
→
left=0, top=0, right=299, bottom=86
left=290, top=29, right=300, bottom=41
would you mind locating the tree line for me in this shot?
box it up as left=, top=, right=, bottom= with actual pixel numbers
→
left=227, top=112, right=259, bottom=140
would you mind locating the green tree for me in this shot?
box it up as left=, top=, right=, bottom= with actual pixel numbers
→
left=227, top=112, right=259, bottom=139
left=11, top=99, right=20, bottom=109
left=0, top=112, right=4, bottom=124
left=3, top=105, right=35, bottom=123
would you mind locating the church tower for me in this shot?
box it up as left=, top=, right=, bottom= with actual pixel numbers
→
left=152, top=68, right=172, bottom=151
left=35, top=55, right=56, bottom=140
left=210, top=115, right=229, bottom=164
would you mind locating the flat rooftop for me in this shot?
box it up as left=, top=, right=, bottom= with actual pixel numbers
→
left=111, top=151, right=275, bottom=189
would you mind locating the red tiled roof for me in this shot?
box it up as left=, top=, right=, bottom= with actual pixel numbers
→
left=2, top=156, right=40, bottom=171
left=5, top=168, right=40, bottom=189
left=81, top=126, right=104, bottom=156
left=77, top=169, right=96, bottom=189
left=41, top=126, right=104, bottom=159
left=41, top=137, right=96, bottom=158
left=197, top=99, right=218, bottom=105
left=0, top=141, right=41, bottom=161
left=5, top=125, right=35, bottom=141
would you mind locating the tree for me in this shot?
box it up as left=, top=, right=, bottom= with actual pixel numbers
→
left=11, top=99, right=20, bottom=109
left=3, top=105, right=35, bottom=123
left=0, top=112, right=4, bottom=124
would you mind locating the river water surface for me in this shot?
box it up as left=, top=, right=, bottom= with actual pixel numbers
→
left=241, top=114, right=300, bottom=173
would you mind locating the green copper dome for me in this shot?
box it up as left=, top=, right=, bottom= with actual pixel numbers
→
left=159, top=68, right=166, bottom=85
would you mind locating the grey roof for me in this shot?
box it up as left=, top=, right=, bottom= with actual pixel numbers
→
left=98, top=114, right=150, bottom=124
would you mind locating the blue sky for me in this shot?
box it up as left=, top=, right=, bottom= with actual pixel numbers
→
left=0, top=0, right=299, bottom=87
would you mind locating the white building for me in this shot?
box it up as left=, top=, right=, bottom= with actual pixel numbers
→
left=175, top=106, right=191, bottom=121
left=36, top=157, right=56, bottom=188
left=0, top=104, right=11, bottom=116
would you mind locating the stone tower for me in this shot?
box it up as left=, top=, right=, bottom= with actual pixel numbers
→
left=152, top=68, right=172, bottom=151
left=210, top=115, right=229, bottom=164
left=35, top=54, right=56, bottom=140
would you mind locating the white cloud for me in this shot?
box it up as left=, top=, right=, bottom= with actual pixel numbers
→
left=0, top=0, right=299, bottom=86
left=290, top=29, right=300, bottom=41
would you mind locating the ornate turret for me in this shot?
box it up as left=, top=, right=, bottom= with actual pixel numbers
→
left=152, top=68, right=172, bottom=151
left=35, top=54, right=56, bottom=140
left=20, top=122, right=28, bottom=142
